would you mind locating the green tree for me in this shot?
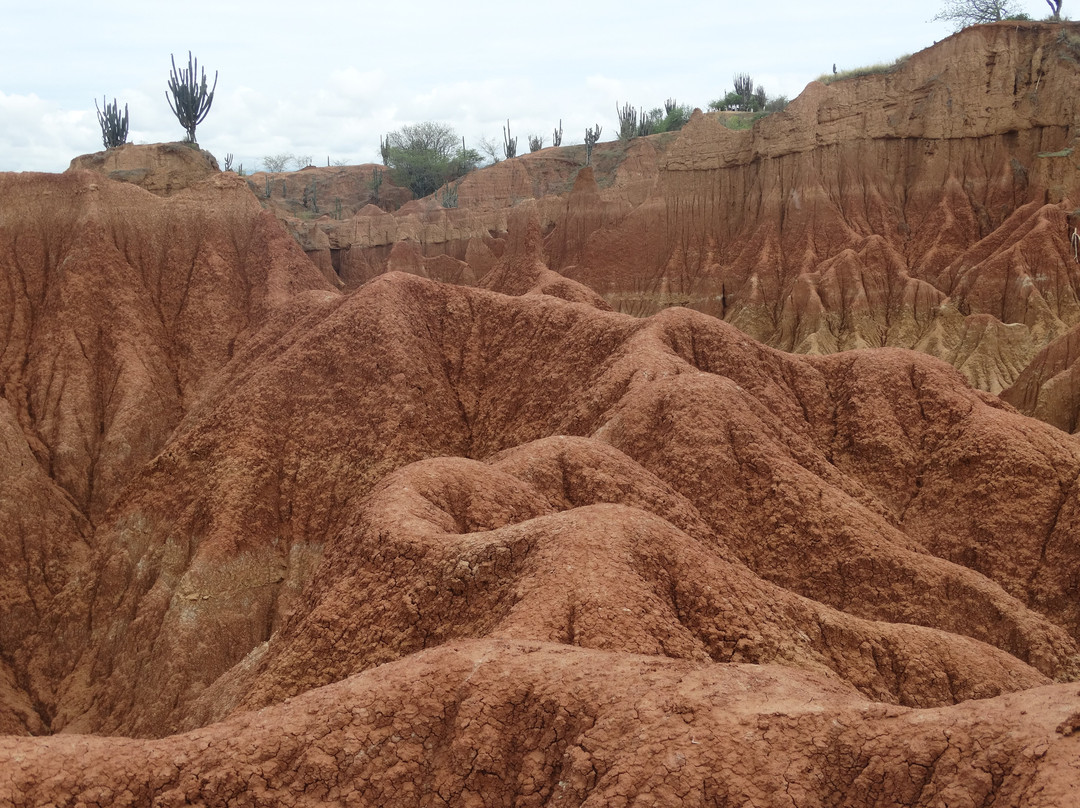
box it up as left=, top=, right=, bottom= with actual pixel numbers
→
left=708, top=74, right=769, bottom=112
left=764, top=95, right=789, bottom=113
left=383, top=122, right=480, bottom=199
left=708, top=74, right=789, bottom=115
left=658, top=98, right=692, bottom=132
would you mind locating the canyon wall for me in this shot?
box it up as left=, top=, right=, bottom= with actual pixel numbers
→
left=300, top=23, right=1080, bottom=417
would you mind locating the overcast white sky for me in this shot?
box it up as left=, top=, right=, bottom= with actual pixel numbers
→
left=0, top=0, right=1061, bottom=173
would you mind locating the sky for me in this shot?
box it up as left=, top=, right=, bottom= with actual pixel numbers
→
left=0, top=0, right=1062, bottom=173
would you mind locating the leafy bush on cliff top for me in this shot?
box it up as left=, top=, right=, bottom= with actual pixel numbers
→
left=382, top=121, right=480, bottom=199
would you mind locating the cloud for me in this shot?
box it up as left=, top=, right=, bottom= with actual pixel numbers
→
left=0, top=0, right=989, bottom=172
left=0, top=92, right=97, bottom=171
left=326, top=68, right=387, bottom=104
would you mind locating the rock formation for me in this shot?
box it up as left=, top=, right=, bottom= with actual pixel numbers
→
left=2, top=256, right=1079, bottom=798
left=68, top=142, right=221, bottom=196
left=292, top=22, right=1080, bottom=410
left=3, top=24, right=1080, bottom=808
left=1003, top=320, right=1080, bottom=431
left=0, top=165, right=331, bottom=737
left=4, top=642, right=1080, bottom=807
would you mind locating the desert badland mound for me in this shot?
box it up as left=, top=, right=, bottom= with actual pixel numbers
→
left=292, top=22, right=1080, bottom=420
left=3, top=21, right=1080, bottom=808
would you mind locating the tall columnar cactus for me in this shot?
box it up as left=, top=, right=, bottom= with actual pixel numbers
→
left=616, top=102, right=638, bottom=141
left=438, top=178, right=461, bottom=208
left=303, top=178, right=319, bottom=213
left=503, top=120, right=518, bottom=159
left=166, top=51, right=217, bottom=143
left=637, top=111, right=655, bottom=138
left=553, top=119, right=563, bottom=148
left=733, top=73, right=755, bottom=111
left=584, top=124, right=602, bottom=165
left=371, top=167, right=383, bottom=202
left=94, top=96, right=128, bottom=150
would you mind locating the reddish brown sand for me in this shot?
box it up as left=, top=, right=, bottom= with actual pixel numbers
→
left=3, top=23, right=1080, bottom=808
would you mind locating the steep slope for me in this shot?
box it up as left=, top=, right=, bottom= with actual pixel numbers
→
left=301, top=22, right=1080, bottom=408
left=0, top=191, right=1078, bottom=800
left=0, top=165, right=331, bottom=734
left=1002, top=320, right=1080, bottom=431
left=0, top=169, right=330, bottom=518
left=20, top=266, right=1074, bottom=740
left=566, top=22, right=1080, bottom=396
left=4, top=26, right=1080, bottom=804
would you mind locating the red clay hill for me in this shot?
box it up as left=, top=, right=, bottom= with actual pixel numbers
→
left=281, top=22, right=1080, bottom=432
left=2, top=21, right=1080, bottom=808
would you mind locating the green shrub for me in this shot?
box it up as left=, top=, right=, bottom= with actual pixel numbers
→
left=383, top=122, right=480, bottom=199
left=708, top=73, right=789, bottom=114
left=718, top=112, right=763, bottom=130
left=763, top=95, right=789, bottom=113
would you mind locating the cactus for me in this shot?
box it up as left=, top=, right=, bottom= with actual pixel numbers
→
left=438, top=178, right=462, bottom=208
left=754, top=86, right=767, bottom=112
left=733, top=73, right=756, bottom=110
left=528, top=134, right=543, bottom=152
left=165, top=51, right=217, bottom=143
left=552, top=119, right=563, bottom=148
left=223, top=153, right=234, bottom=171
left=371, top=167, right=383, bottom=202
left=379, top=135, right=390, bottom=165
left=637, top=111, right=656, bottom=138
left=585, top=124, right=602, bottom=165
left=616, top=102, right=638, bottom=141
left=94, top=96, right=128, bottom=150
left=503, top=120, right=518, bottom=159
